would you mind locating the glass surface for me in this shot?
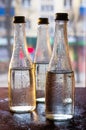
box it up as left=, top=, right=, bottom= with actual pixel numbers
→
left=34, top=63, right=49, bottom=102
left=9, top=68, right=36, bottom=112
left=46, top=70, right=74, bottom=120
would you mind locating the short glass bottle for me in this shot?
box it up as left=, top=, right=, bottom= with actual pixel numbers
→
left=8, top=16, right=36, bottom=113
left=34, top=18, right=52, bottom=102
left=45, top=13, right=75, bottom=120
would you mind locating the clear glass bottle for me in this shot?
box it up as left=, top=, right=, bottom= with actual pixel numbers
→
left=34, top=18, right=52, bottom=102
left=8, top=16, right=36, bottom=113
left=45, top=13, right=75, bottom=120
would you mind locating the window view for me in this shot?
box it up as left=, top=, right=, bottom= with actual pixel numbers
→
left=0, top=0, right=86, bottom=87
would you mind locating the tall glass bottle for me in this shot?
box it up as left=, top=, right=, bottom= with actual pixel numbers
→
left=45, top=13, right=75, bottom=120
left=8, top=16, right=36, bottom=113
left=34, top=18, right=52, bottom=102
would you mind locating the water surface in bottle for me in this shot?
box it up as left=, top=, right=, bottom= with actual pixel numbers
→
left=46, top=70, right=75, bottom=120
left=34, top=63, right=48, bottom=102
left=8, top=68, right=36, bottom=112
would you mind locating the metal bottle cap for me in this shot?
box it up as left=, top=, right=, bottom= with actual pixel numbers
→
left=13, top=16, right=26, bottom=23
left=55, top=13, right=69, bottom=21
left=38, top=18, right=49, bottom=24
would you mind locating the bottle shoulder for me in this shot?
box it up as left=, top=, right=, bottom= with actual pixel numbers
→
left=9, top=52, right=32, bottom=69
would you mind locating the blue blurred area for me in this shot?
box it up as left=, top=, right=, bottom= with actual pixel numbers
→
left=0, top=7, right=15, bottom=16
left=80, top=6, right=86, bottom=15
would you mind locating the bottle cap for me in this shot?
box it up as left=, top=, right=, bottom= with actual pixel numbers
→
left=55, top=13, right=69, bottom=21
left=13, top=16, right=26, bottom=23
left=38, top=18, right=49, bottom=24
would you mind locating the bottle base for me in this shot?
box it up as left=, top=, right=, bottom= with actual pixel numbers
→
left=46, top=114, right=73, bottom=121
left=36, top=97, right=45, bottom=103
left=10, top=106, right=36, bottom=113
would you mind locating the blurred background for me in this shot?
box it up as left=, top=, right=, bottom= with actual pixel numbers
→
left=0, top=0, right=86, bottom=87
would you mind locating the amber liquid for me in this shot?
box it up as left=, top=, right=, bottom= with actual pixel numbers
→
left=8, top=68, right=36, bottom=113
left=46, top=70, right=75, bottom=120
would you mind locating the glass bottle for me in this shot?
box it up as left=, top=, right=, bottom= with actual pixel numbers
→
left=8, top=16, right=36, bottom=113
left=34, top=18, right=52, bottom=102
left=45, top=13, right=75, bottom=120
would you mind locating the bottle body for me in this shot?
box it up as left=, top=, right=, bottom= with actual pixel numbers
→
left=8, top=67, right=36, bottom=112
left=34, top=63, right=48, bottom=102
left=45, top=13, right=75, bottom=120
left=8, top=16, right=36, bottom=112
left=34, top=18, right=52, bottom=102
left=46, top=70, right=75, bottom=120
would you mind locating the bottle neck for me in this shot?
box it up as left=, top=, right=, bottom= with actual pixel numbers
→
left=49, top=20, right=72, bottom=71
left=53, top=20, right=69, bottom=60
left=13, top=23, right=26, bottom=48
left=34, top=24, right=52, bottom=63
left=10, top=23, right=32, bottom=68
left=37, top=24, right=49, bottom=39
left=54, top=20, right=68, bottom=46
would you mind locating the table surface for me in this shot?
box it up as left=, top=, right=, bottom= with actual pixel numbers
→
left=0, top=87, right=86, bottom=130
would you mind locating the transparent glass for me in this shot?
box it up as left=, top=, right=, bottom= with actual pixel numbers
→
left=45, top=20, right=75, bottom=120
left=8, top=23, right=36, bottom=113
left=34, top=24, right=52, bottom=102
